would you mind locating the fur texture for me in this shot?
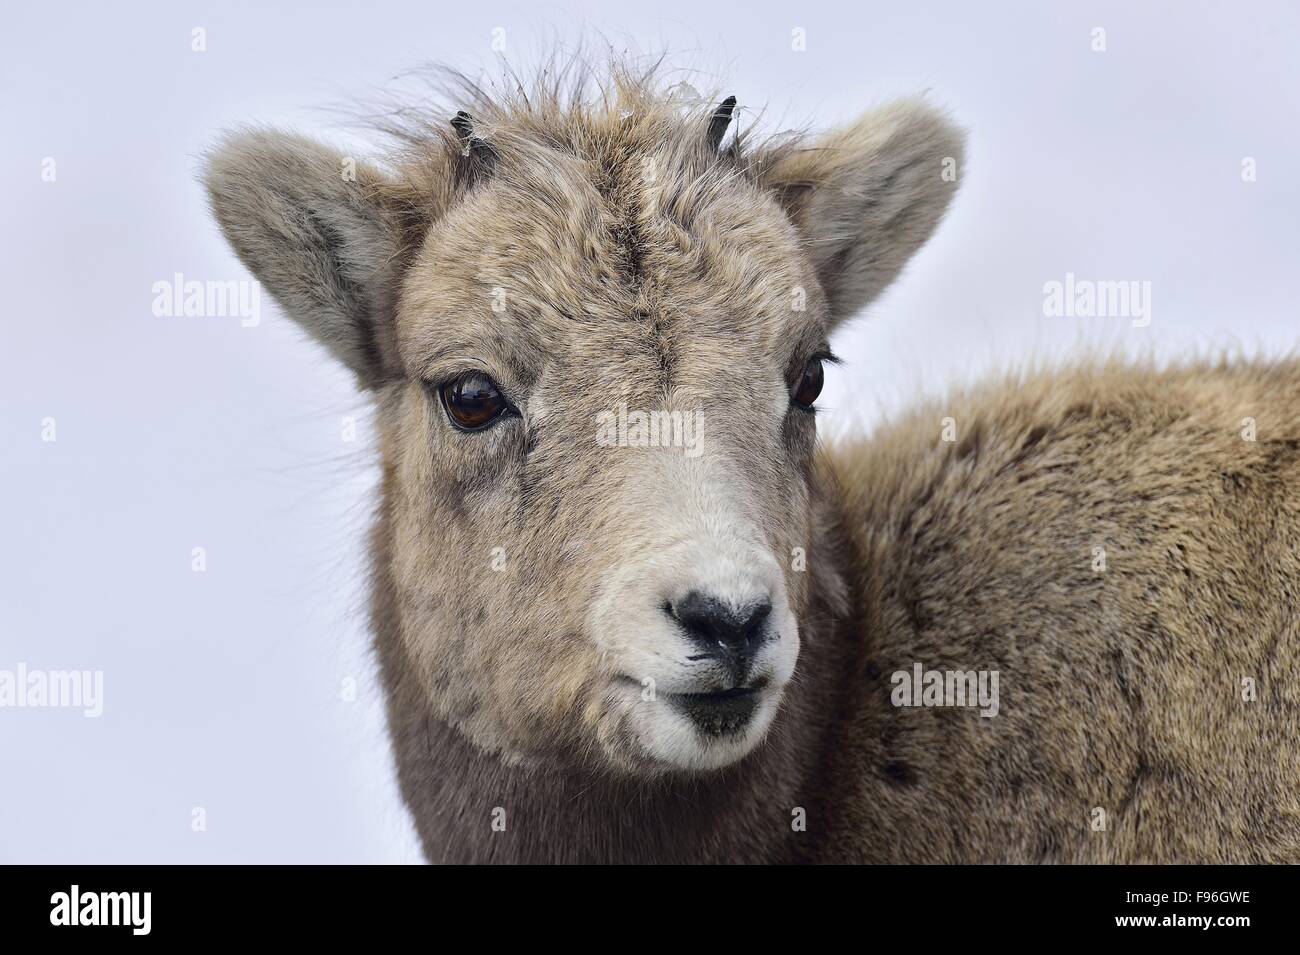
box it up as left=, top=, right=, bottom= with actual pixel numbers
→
left=824, top=358, right=1300, bottom=862
left=204, top=60, right=1298, bottom=863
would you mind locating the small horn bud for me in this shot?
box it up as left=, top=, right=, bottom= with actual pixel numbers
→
left=450, top=111, right=497, bottom=167
left=707, top=96, right=737, bottom=152
left=450, top=111, right=476, bottom=156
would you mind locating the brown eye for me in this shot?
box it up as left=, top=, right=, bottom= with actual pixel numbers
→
left=440, top=373, right=510, bottom=431
left=791, top=357, right=825, bottom=410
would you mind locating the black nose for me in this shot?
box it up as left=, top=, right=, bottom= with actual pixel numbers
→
left=666, top=592, right=773, bottom=678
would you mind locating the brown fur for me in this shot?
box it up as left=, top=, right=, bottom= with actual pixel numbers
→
left=823, top=358, right=1300, bottom=862
left=204, top=60, right=1299, bottom=863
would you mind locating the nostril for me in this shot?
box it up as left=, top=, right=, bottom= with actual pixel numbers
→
left=668, top=591, right=774, bottom=662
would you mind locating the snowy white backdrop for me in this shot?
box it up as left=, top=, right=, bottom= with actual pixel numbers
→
left=2, top=0, right=1297, bottom=862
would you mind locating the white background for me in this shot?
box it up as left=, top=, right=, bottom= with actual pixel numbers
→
left=2, top=0, right=1297, bottom=862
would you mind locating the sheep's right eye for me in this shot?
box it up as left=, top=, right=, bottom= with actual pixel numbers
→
left=791, top=357, right=825, bottom=410
left=439, top=373, right=510, bottom=431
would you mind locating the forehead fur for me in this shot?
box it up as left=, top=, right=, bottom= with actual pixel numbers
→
left=382, top=61, right=827, bottom=384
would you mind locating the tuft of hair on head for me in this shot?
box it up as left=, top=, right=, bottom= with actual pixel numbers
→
left=360, top=51, right=786, bottom=184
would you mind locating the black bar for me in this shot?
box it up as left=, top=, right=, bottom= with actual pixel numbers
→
left=0, top=865, right=1284, bottom=940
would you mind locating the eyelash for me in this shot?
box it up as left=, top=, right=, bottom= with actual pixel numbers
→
left=810, top=349, right=840, bottom=367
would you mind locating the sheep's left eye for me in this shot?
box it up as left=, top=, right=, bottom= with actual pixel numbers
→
left=440, top=374, right=509, bottom=431
left=791, top=357, right=825, bottom=410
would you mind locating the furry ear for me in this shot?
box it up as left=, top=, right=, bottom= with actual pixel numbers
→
left=760, top=98, right=964, bottom=324
left=203, top=129, right=407, bottom=387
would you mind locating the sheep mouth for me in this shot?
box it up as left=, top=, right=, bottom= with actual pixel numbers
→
left=664, top=686, right=762, bottom=736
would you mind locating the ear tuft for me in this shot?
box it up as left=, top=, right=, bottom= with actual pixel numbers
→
left=202, top=128, right=405, bottom=387
left=761, top=98, right=965, bottom=324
